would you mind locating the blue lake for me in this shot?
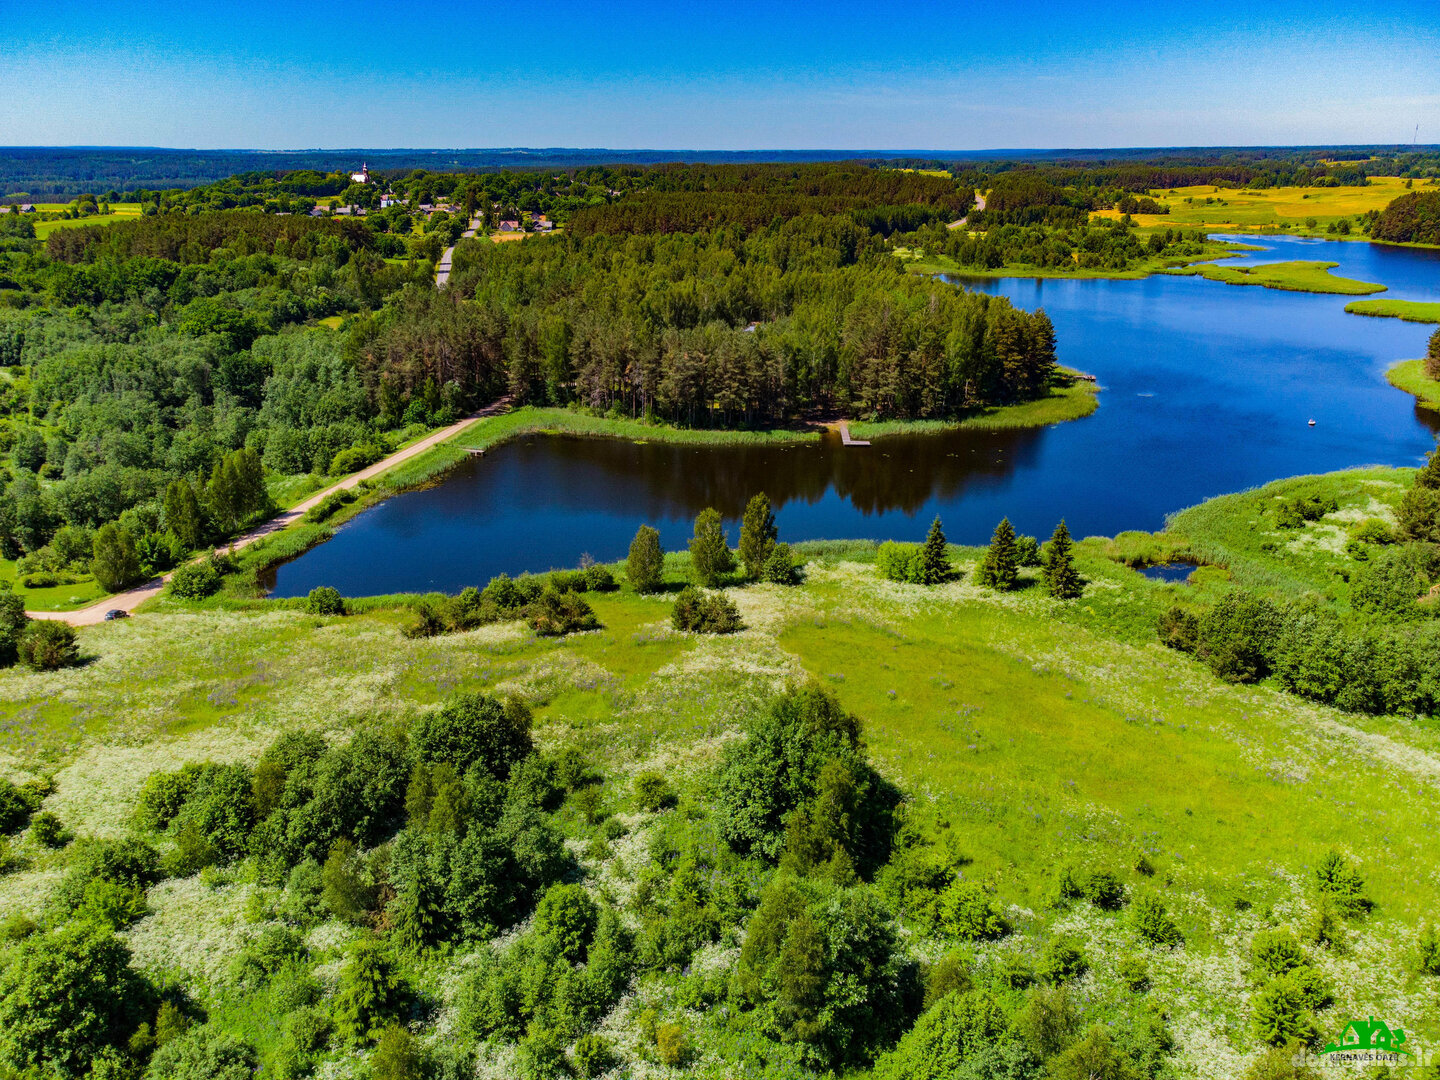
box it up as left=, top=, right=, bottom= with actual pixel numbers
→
left=267, top=236, right=1440, bottom=597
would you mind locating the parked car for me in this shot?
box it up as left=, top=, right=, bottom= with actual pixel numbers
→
left=103, top=609, right=128, bottom=621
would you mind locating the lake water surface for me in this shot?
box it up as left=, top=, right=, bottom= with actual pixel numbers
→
left=268, top=236, right=1440, bottom=597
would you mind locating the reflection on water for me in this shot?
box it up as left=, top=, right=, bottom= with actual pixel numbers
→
left=269, top=240, right=1440, bottom=597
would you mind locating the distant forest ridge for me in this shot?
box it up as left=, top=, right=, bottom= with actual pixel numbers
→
left=2, top=144, right=1438, bottom=198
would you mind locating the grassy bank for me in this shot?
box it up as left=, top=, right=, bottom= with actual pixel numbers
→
left=1347, top=298, right=1440, bottom=324
left=1387, top=358, right=1440, bottom=412
left=1162, top=259, right=1386, bottom=295
left=903, top=241, right=1244, bottom=282
left=6, top=492, right=1440, bottom=1077
left=848, top=371, right=1099, bottom=439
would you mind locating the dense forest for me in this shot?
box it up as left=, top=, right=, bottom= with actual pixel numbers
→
left=0, top=164, right=1055, bottom=601
left=1370, top=190, right=1440, bottom=246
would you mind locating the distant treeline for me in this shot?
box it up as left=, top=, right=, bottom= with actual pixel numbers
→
left=1371, top=190, right=1440, bottom=246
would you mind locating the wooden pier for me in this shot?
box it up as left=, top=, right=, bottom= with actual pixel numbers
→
left=837, top=421, right=870, bottom=446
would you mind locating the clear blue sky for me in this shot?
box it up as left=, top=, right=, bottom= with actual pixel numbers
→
left=4, top=0, right=1438, bottom=149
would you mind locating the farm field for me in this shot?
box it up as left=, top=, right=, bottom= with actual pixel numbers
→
left=2, top=464, right=1439, bottom=1079
left=30, top=202, right=147, bottom=239
left=1092, top=177, right=1427, bottom=234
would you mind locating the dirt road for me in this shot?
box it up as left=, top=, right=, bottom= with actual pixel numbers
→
left=30, top=400, right=509, bottom=626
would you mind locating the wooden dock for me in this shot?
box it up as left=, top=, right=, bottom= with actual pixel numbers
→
left=837, top=421, right=870, bottom=446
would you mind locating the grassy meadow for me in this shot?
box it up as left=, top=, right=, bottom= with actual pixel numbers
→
left=1347, top=298, right=1440, bottom=324
left=3, top=467, right=1440, bottom=1076
left=30, top=202, right=147, bottom=239
left=1092, top=177, right=1425, bottom=235
left=1387, top=359, right=1440, bottom=412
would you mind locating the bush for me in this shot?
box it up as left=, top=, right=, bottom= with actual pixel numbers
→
left=305, top=586, right=345, bottom=616
left=371, top=1024, right=424, bottom=1080
left=1156, top=606, right=1199, bottom=652
left=529, top=587, right=599, bottom=636
left=1251, top=973, right=1320, bottom=1047
left=572, top=1033, right=615, bottom=1078
left=144, top=1026, right=257, bottom=1080
left=303, top=488, right=357, bottom=524
left=18, top=620, right=79, bottom=671
left=633, top=772, right=676, bottom=811
left=670, top=586, right=742, bottom=633
left=760, top=542, right=800, bottom=585
left=1417, top=924, right=1440, bottom=976
left=583, top=564, right=616, bottom=592
left=1196, top=591, right=1282, bottom=683
left=1118, top=954, right=1150, bottom=992
left=1015, top=534, right=1041, bottom=567
left=169, top=560, right=221, bottom=600
left=333, top=937, right=403, bottom=1045
left=937, top=882, right=1009, bottom=941
left=29, top=811, right=71, bottom=848
left=135, top=766, right=202, bottom=831
left=876, top=541, right=926, bottom=583
left=1314, top=850, right=1372, bottom=918
left=1131, top=893, right=1182, bottom=947
left=533, top=883, right=599, bottom=963
left=655, top=1022, right=693, bottom=1068
left=1038, top=936, right=1088, bottom=983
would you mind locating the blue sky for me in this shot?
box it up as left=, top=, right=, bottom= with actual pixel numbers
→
left=4, top=0, right=1438, bottom=149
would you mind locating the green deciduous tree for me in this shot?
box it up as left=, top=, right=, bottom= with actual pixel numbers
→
left=689, top=507, right=735, bottom=586
left=163, top=480, right=205, bottom=551
left=0, top=922, right=153, bottom=1078
left=739, top=493, right=779, bottom=579
left=626, top=524, right=664, bottom=593
left=91, top=523, right=142, bottom=592
left=975, top=517, right=1018, bottom=590
left=411, top=692, right=533, bottom=779
left=1042, top=520, right=1083, bottom=598
left=1427, top=328, right=1440, bottom=380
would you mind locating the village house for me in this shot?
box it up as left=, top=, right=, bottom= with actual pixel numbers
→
left=498, top=219, right=520, bottom=232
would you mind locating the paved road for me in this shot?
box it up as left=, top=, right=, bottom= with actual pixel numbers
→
left=30, top=399, right=511, bottom=626
left=949, top=189, right=987, bottom=229
left=435, top=216, right=483, bottom=286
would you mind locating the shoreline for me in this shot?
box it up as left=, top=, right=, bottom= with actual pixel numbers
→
left=141, top=387, right=1103, bottom=613
left=1386, top=358, right=1440, bottom=412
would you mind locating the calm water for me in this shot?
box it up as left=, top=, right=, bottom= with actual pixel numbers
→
left=268, top=236, right=1440, bottom=597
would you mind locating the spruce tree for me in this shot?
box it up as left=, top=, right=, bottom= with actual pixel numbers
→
left=1426, top=328, right=1440, bottom=380
left=920, top=516, right=950, bottom=584
left=1042, top=520, right=1083, bottom=599
left=739, top=493, right=779, bottom=579
left=626, top=524, right=664, bottom=593
left=689, top=508, right=735, bottom=587
left=976, top=517, right=1018, bottom=590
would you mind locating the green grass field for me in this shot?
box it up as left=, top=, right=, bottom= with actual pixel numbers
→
left=4, top=469, right=1440, bottom=1077
left=31, top=203, right=146, bottom=239
left=1092, top=177, right=1423, bottom=236
left=1163, top=260, right=1386, bottom=296
left=1387, top=359, right=1440, bottom=412
left=0, top=559, right=109, bottom=611
left=1346, top=298, right=1440, bottom=324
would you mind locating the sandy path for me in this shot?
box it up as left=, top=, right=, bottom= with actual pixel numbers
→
left=30, top=399, right=510, bottom=626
